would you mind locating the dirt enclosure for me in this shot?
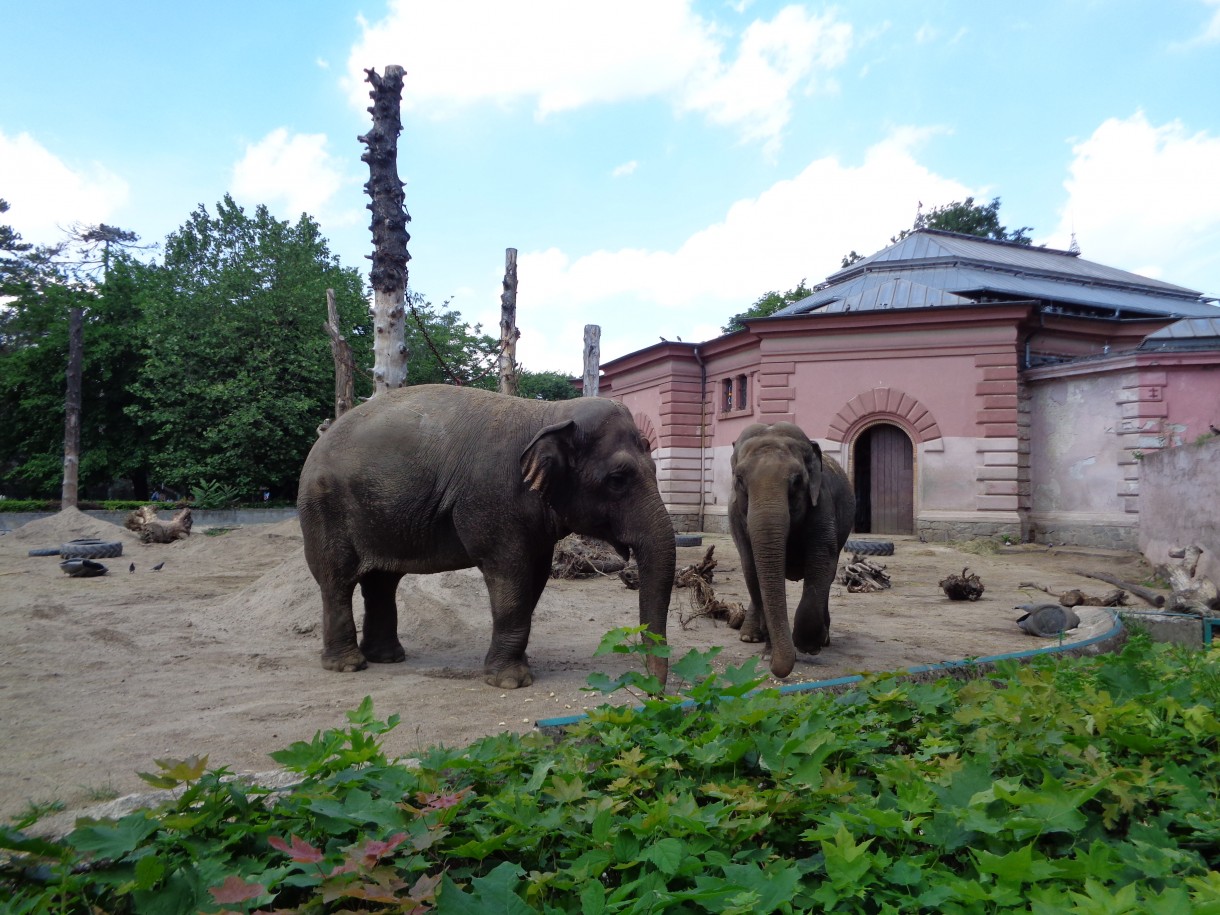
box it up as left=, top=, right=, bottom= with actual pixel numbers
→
left=0, top=509, right=1139, bottom=824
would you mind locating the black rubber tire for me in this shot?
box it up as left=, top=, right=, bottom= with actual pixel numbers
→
left=28, top=547, right=62, bottom=557
left=60, top=558, right=109, bottom=577
left=845, top=538, right=895, bottom=557
left=60, top=538, right=124, bottom=560
left=675, top=534, right=704, bottom=547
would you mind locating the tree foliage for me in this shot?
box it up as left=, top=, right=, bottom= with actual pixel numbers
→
left=721, top=279, right=816, bottom=334
left=0, top=201, right=140, bottom=495
left=1, top=193, right=577, bottom=500
left=842, top=196, right=1033, bottom=267
left=402, top=294, right=500, bottom=389
left=517, top=369, right=579, bottom=401
left=127, top=196, right=371, bottom=498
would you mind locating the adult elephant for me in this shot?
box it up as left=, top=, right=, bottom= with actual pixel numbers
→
left=729, top=422, right=855, bottom=679
left=297, top=385, right=675, bottom=689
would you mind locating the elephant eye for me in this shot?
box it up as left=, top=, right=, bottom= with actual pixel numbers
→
left=605, top=467, right=633, bottom=490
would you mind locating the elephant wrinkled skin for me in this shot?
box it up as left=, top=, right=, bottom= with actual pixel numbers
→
left=297, top=385, right=675, bottom=689
left=728, top=422, right=855, bottom=678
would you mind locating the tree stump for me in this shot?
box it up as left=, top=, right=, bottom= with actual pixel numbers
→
left=1160, top=545, right=1220, bottom=616
left=125, top=505, right=193, bottom=543
left=940, top=567, right=985, bottom=601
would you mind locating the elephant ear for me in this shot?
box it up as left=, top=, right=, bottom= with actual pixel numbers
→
left=521, top=419, right=576, bottom=498
left=805, top=440, right=824, bottom=508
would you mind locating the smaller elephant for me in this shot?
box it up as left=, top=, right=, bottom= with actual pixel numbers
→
left=729, top=422, right=855, bottom=678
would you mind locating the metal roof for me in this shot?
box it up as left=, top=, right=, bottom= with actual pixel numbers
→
left=1138, top=317, right=1220, bottom=349
left=774, top=229, right=1217, bottom=320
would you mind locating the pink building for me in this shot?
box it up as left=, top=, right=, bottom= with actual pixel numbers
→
left=599, top=230, right=1220, bottom=547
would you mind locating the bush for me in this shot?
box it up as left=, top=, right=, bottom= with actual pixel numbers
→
left=0, top=499, right=60, bottom=512
left=6, top=631, right=1220, bottom=911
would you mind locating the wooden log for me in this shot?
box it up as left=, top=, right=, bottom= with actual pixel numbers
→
left=1160, top=545, right=1220, bottom=615
left=61, top=306, right=83, bottom=508
left=583, top=325, right=600, bottom=397
left=130, top=507, right=193, bottom=544
left=498, top=248, right=520, bottom=396
left=324, top=288, right=355, bottom=422
left=360, top=65, right=410, bottom=395
left=1073, top=569, right=1165, bottom=608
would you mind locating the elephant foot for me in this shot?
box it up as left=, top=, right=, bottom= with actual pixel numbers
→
left=361, top=640, right=407, bottom=664
left=739, top=624, right=765, bottom=644
left=484, top=661, right=534, bottom=689
left=321, top=648, right=368, bottom=673
left=793, top=635, right=825, bottom=656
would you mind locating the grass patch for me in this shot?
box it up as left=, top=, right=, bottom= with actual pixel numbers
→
left=947, top=537, right=1005, bottom=555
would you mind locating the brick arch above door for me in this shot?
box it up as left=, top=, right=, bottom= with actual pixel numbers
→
left=827, top=387, right=942, bottom=449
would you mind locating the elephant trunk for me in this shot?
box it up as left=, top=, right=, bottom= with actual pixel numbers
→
left=748, top=501, right=796, bottom=679
left=626, top=498, right=677, bottom=686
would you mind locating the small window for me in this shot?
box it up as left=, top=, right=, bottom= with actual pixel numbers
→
left=722, top=378, right=734, bottom=412
left=736, top=374, right=749, bottom=411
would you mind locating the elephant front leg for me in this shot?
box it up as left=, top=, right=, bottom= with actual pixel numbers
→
left=479, top=553, right=550, bottom=689
left=358, top=570, right=407, bottom=664
left=735, top=544, right=768, bottom=644
left=792, top=568, right=833, bottom=655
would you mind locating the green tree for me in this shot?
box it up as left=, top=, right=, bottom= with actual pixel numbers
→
left=517, top=369, right=579, bottom=400
left=721, top=279, right=816, bottom=334
left=0, top=203, right=149, bottom=497
left=402, top=294, right=501, bottom=389
left=842, top=196, right=1033, bottom=267
left=128, top=195, right=370, bottom=498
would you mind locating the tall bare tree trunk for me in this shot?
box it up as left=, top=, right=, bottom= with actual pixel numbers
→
left=324, top=288, right=355, bottom=422
left=499, top=248, right=519, bottom=396
left=61, top=306, right=83, bottom=507
left=359, top=65, right=410, bottom=395
left=583, top=324, right=601, bottom=397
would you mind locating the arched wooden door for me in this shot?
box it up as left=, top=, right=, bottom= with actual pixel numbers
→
left=852, top=423, right=914, bottom=535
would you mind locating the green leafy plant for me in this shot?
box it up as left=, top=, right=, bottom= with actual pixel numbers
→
left=8, top=635, right=1220, bottom=912
left=188, top=479, right=243, bottom=510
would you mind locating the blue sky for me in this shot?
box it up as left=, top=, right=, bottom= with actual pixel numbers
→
left=4, top=1, right=1219, bottom=375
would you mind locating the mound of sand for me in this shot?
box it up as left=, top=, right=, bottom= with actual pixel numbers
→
left=177, top=513, right=494, bottom=650
left=10, top=507, right=138, bottom=546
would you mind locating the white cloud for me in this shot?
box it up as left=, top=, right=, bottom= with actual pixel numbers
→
left=344, top=1, right=851, bottom=148
left=0, top=131, right=128, bottom=247
left=612, top=161, right=638, bottom=178
left=1176, top=0, right=1220, bottom=47
left=1045, top=112, right=1220, bottom=293
left=231, top=129, right=359, bottom=227
left=678, top=5, right=851, bottom=151
left=468, top=129, right=972, bottom=373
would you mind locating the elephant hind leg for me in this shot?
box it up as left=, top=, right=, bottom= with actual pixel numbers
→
left=318, top=577, right=367, bottom=672
left=359, top=570, right=407, bottom=664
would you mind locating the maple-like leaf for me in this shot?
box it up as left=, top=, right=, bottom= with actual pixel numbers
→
left=417, top=790, right=468, bottom=811
left=356, top=832, right=408, bottom=867
left=269, top=834, right=325, bottom=864
left=209, top=874, right=266, bottom=904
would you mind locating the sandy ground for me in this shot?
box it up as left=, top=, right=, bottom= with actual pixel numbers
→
left=0, top=509, right=1147, bottom=825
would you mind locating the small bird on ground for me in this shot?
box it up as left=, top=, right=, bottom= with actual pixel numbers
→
left=151, top=562, right=165, bottom=571
left=129, top=563, right=135, bottom=573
